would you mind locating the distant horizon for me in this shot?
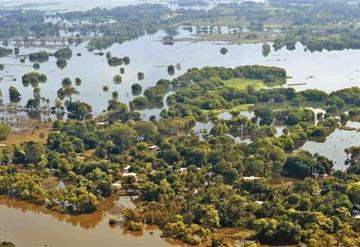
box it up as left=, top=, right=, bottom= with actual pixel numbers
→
left=0, top=0, right=264, bottom=12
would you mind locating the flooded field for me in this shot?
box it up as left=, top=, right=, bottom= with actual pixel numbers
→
left=1, top=29, right=360, bottom=116
left=0, top=196, right=179, bottom=247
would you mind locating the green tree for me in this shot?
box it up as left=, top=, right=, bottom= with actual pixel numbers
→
left=9, top=86, right=21, bottom=103
left=0, top=123, right=11, bottom=141
left=200, top=205, right=220, bottom=228
left=24, top=142, right=45, bottom=164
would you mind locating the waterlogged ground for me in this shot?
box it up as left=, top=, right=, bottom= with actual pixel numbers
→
left=196, top=109, right=360, bottom=170
left=0, top=196, right=180, bottom=247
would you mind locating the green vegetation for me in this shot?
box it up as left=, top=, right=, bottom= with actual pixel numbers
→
left=3, top=2, right=360, bottom=245
left=224, top=78, right=264, bottom=91
left=54, top=47, right=72, bottom=60
left=3, top=1, right=360, bottom=53
left=22, top=72, right=47, bottom=88
left=56, top=58, right=67, bottom=69
left=8, top=86, right=21, bottom=103
left=220, top=47, right=228, bottom=55
left=0, top=241, right=15, bottom=247
left=33, top=63, right=40, bottom=70
left=113, top=75, right=122, bottom=84
left=131, top=83, right=142, bottom=95
left=140, top=65, right=286, bottom=116
left=0, top=123, right=11, bottom=141
left=1, top=64, right=360, bottom=245
left=29, top=51, right=49, bottom=63
left=0, top=47, right=12, bottom=58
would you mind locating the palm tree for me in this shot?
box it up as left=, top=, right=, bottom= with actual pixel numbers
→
left=63, top=86, right=79, bottom=102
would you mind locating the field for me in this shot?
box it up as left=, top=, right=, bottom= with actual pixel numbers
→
left=223, top=78, right=265, bottom=91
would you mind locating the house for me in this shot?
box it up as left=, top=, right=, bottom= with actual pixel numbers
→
left=179, top=167, right=187, bottom=175
left=241, top=176, right=260, bottom=181
left=122, top=172, right=137, bottom=178
left=112, top=181, right=122, bottom=189
left=255, top=201, right=264, bottom=205
left=123, top=165, right=131, bottom=173
left=96, top=121, right=108, bottom=126
left=149, top=145, right=160, bottom=151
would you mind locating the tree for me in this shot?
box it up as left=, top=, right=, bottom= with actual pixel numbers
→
left=255, top=219, right=301, bottom=245
left=200, top=205, right=220, bottom=228
left=75, top=77, right=82, bottom=86
left=22, top=72, right=47, bottom=87
left=131, top=83, right=142, bottom=95
left=54, top=47, right=72, bottom=60
left=106, top=124, right=138, bottom=152
left=138, top=72, right=144, bottom=80
left=254, top=107, right=274, bottom=125
left=220, top=47, right=228, bottom=55
left=29, top=51, right=49, bottom=62
left=134, top=121, right=159, bottom=140
left=113, top=75, right=122, bottom=84
left=56, top=58, right=67, bottom=69
left=62, top=77, right=72, bottom=87
left=64, top=186, right=99, bottom=214
left=168, top=65, right=175, bottom=75
left=282, top=152, right=315, bottom=179
left=9, top=86, right=21, bottom=103
left=66, top=101, right=92, bottom=120
left=0, top=123, right=11, bottom=140
left=24, top=141, right=45, bottom=164
left=63, top=86, right=79, bottom=102
left=262, top=43, right=271, bottom=57
left=347, top=182, right=360, bottom=205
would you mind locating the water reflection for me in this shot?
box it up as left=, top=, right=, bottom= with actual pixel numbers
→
left=3, top=30, right=360, bottom=117
left=302, top=129, right=360, bottom=170
left=0, top=196, right=175, bottom=247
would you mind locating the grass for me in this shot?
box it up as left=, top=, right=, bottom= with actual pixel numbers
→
left=203, top=104, right=254, bottom=115
left=2, top=126, right=52, bottom=145
left=223, top=78, right=265, bottom=91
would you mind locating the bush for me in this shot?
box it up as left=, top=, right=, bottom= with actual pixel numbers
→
left=0, top=123, right=11, bottom=140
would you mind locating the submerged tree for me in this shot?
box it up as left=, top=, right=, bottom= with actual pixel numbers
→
left=262, top=43, right=271, bottom=57
left=220, top=47, right=228, bottom=55
left=9, top=86, right=21, bottom=103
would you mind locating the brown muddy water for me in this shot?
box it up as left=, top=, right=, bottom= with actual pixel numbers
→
left=0, top=196, right=181, bottom=247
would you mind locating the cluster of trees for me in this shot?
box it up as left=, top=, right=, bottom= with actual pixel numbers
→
left=22, top=72, right=47, bottom=88
left=0, top=123, right=11, bottom=141
left=29, top=51, right=49, bottom=63
left=136, top=65, right=287, bottom=110
left=3, top=0, right=360, bottom=55
left=135, top=66, right=360, bottom=124
left=109, top=125, right=360, bottom=245
left=0, top=47, right=12, bottom=57
left=54, top=48, right=72, bottom=69
left=106, top=53, right=130, bottom=67
left=1, top=76, right=360, bottom=245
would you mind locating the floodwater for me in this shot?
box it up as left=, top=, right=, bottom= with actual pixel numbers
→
left=0, top=0, right=264, bottom=12
left=202, top=109, right=360, bottom=170
left=302, top=128, right=360, bottom=170
left=2, top=29, right=360, bottom=115
left=0, top=196, right=178, bottom=247
left=0, top=0, right=168, bottom=11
